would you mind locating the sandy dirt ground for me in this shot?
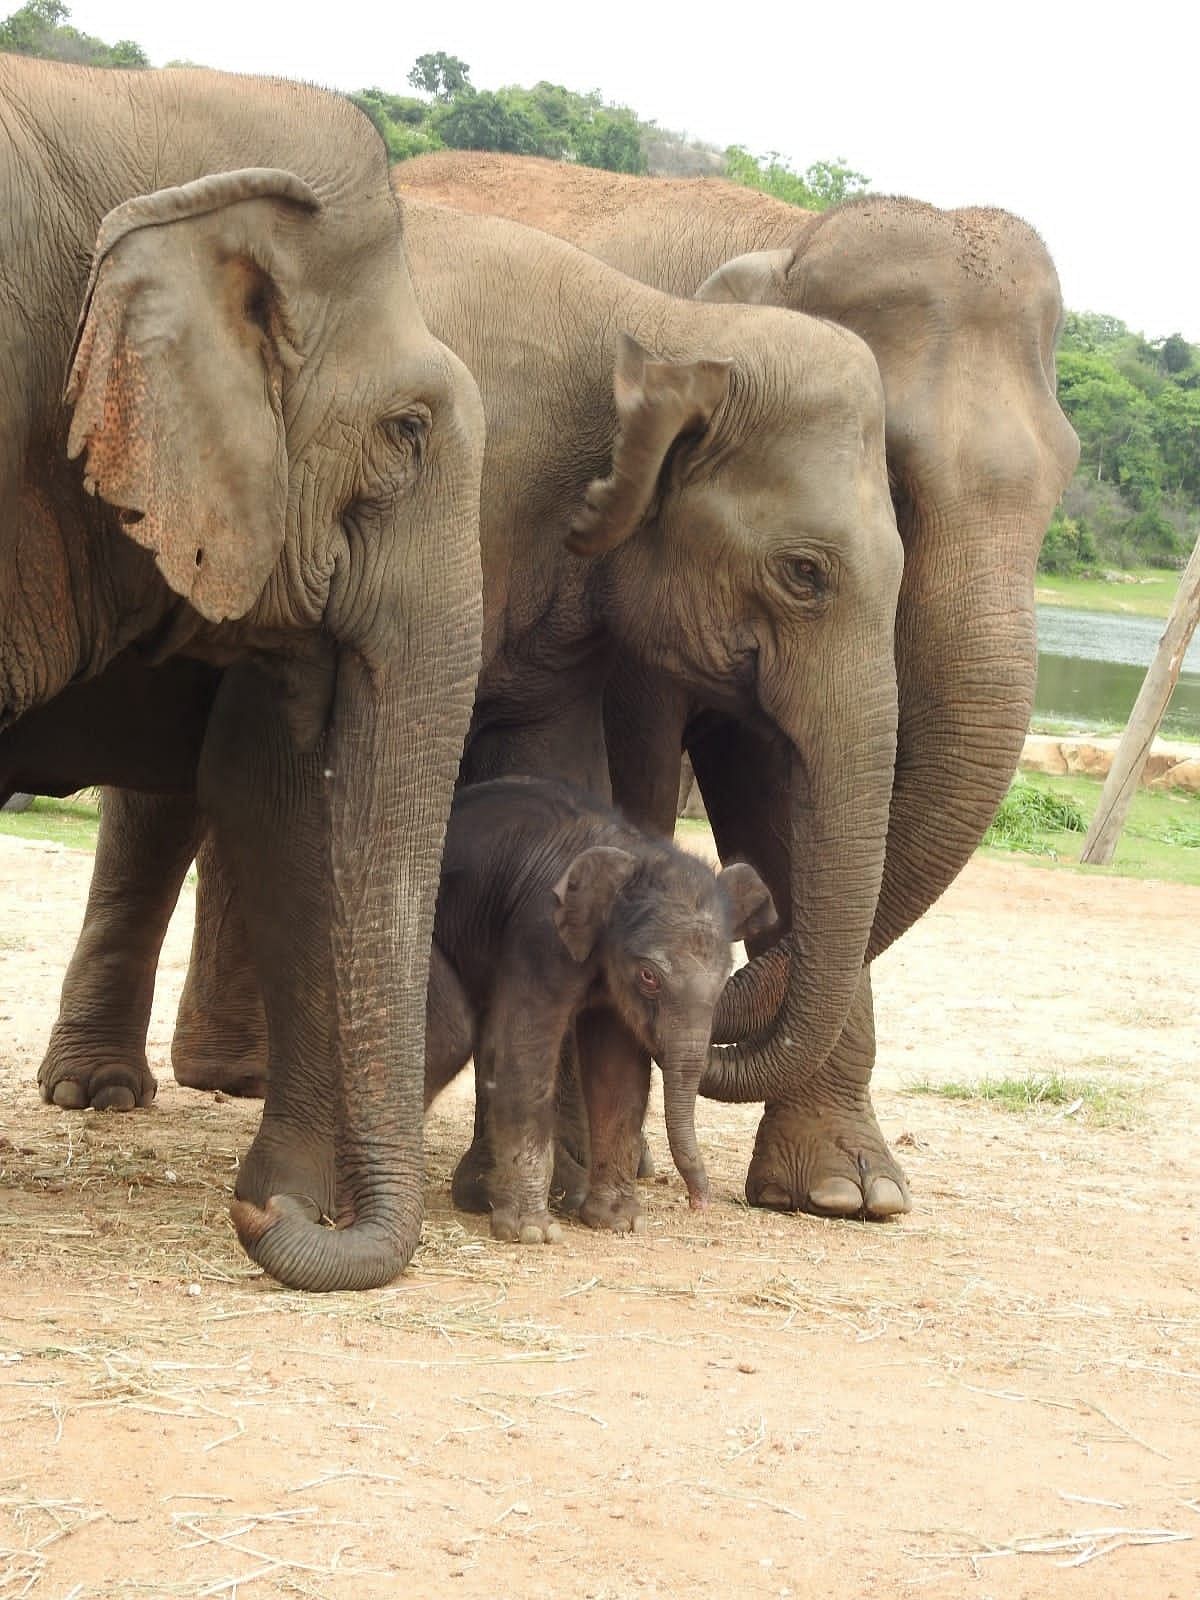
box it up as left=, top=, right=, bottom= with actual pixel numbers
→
left=1, top=831, right=1198, bottom=1599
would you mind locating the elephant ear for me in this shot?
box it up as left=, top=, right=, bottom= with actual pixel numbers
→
left=551, top=846, right=639, bottom=963
left=64, top=169, right=320, bottom=624
left=694, top=248, right=795, bottom=306
left=717, top=862, right=778, bottom=943
left=565, top=332, right=731, bottom=557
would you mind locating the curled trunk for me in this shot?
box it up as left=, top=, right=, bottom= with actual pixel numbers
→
left=701, top=671, right=897, bottom=1104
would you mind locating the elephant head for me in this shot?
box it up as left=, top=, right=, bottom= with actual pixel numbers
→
left=53, top=93, right=484, bottom=1290
left=578, top=313, right=903, bottom=1101
left=555, top=840, right=776, bottom=1207
left=696, top=198, right=1080, bottom=965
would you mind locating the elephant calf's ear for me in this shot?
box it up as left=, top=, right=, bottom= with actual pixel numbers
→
left=65, top=170, right=319, bottom=624
left=718, top=862, right=778, bottom=943
left=565, top=332, right=731, bottom=557
left=694, top=248, right=796, bottom=306
left=552, top=846, right=639, bottom=962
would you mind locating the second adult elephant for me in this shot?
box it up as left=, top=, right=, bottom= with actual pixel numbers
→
left=396, top=154, right=1081, bottom=1216
left=41, top=200, right=904, bottom=1232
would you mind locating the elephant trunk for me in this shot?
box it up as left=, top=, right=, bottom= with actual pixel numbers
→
left=231, top=651, right=431, bottom=1289
left=702, top=665, right=897, bottom=1103
left=661, top=1038, right=712, bottom=1208
left=232, top=372, right=484, bottom=1290
left=867, top=503, right=1046, bottom=961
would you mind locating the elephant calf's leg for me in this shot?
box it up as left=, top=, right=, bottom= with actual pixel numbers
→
left=476, top=998, right=569, bottom=1246
left=748, top=968, right=910, bottom=1219
left=576, top=1008, right=651, bottom=1234
left=423, top=947, right=474, bottom=1108
left=171, top=835, right=269, bottom=1098
left=39, top=790, right=203, bottom=1111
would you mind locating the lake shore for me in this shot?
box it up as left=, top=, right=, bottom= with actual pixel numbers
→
left=1035, top=566, right=1181, bottom=618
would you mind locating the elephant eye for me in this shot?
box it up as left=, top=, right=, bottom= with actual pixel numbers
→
left=778, top=554, right=830, bottom=604
left=637, top=965, right=662, bottom=997
left=380, top=408, right=430, bottom=471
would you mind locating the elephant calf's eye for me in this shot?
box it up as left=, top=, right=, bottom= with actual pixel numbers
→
left=637, top=966, right=662, bottom=997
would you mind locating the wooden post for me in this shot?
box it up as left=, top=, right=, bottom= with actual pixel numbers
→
left=1080, top=531, right=1200, bottom=865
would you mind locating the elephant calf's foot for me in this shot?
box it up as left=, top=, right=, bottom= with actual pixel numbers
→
left=37, top=1032, right=157, bottom=1111
left=579, top=1184, right=645, bottom=1234
left=550, top=1140, right=588, bottom=1212
left=490, top=1208, right=563, bottom=1245
left=450, top=1138, right=492, bottom=1213
left=747, top=1095, right=910, bottom=1220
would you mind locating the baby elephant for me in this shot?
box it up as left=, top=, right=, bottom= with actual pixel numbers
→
left=424, top=776, right=775, bottom=1243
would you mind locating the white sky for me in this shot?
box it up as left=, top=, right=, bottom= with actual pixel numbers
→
left=66, top=0, right=1199, bottom=341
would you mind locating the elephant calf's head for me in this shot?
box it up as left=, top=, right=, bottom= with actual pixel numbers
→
left=552, top=839, right=775, bottom=1207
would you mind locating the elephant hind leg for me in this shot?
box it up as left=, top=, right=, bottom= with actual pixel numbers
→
left=39, top=790, right=202, bottom=1112
left=171, top=835, right=269, bottom=1099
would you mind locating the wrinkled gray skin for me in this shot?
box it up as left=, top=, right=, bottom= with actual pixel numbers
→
left=39, top=198, right=903, bottom=1232
left=0, top=61, right=485, bottom=1292
left=423, top=777, right=775, bottom=1240
left=394, top=153, right=1082, bottom=1218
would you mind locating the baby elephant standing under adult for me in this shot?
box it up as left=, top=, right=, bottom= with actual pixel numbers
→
left=424, top=778, right=775, bottom=1242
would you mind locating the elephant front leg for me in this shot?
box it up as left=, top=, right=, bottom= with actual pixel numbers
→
left=476, top=997, right=570, bottom=1246
left=747, top=968, right=910, bottom=1219
left=576, top=1007, right=651, bottom=1234
left=171, top=835, right=269, bottom=1099
left=38, top=790, right=203, bottom=1111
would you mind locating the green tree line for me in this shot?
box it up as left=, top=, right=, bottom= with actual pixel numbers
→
left=6, top=10, right=1196, bottom=572
left=1043, top=315, right=1200, bottom=574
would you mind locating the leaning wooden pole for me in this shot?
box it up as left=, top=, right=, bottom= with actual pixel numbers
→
left=1080, top=530, right=1200, bottom=865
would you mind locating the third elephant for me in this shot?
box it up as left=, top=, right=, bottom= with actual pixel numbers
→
left=396, top=153, right=1082, bottom=1216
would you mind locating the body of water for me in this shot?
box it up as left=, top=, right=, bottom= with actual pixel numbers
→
left=1035, top=604, right=1200, bottom=743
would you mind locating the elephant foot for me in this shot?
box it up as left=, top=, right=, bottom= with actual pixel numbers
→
left=490, top=1208, right=563, bottom=1246
left=456, top=1136, right=587, bottom=1215
left=172, top=1021, right=269, bottom=1099
left=746, top=1095, right=910, bottom=1220
left=37, top=1030, right=157, bottom=1111
left=579, top=1185, right=645, bottom=1234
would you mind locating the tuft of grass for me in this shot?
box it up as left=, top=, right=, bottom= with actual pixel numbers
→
left=983, top=777, right=1085, bottom=853
left=0, top=793, right=101, bottom=852
left=979, top=771, right=1200, bottom=885
left=904, top=1071, right=1142, bottom=1126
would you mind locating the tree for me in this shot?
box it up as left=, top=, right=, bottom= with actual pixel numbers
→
left=406, top=51, right=470, bottom=101
left=1159, top=333, right=1194, bottom=376
left=434, top=89, right=544, bottom=155
left=724, top=146, right=869, bottom=210
left=0, top=0, right=148, bottom=65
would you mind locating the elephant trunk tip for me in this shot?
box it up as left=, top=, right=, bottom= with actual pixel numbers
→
left=687, top=1179, right=711, bottom=1211
left=230, top=1193, right=409, bottom=1293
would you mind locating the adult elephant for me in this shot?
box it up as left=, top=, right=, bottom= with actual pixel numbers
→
left=37, top=199, right=904, bottom=1233
left=0, top=61, right=485, bottom=1292
left=395, top=153, right=1081, bottom=1217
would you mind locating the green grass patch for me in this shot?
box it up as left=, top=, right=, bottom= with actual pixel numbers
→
left=1035, top=568, right=1180, bottom=618
left=0, top=794, right=100, bottom=852
left=979, top=771, right=1200, bottom=886
left=983, top=776, right=1085, bottom=852
left=904, top=1071, right=1141, bottom=1126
